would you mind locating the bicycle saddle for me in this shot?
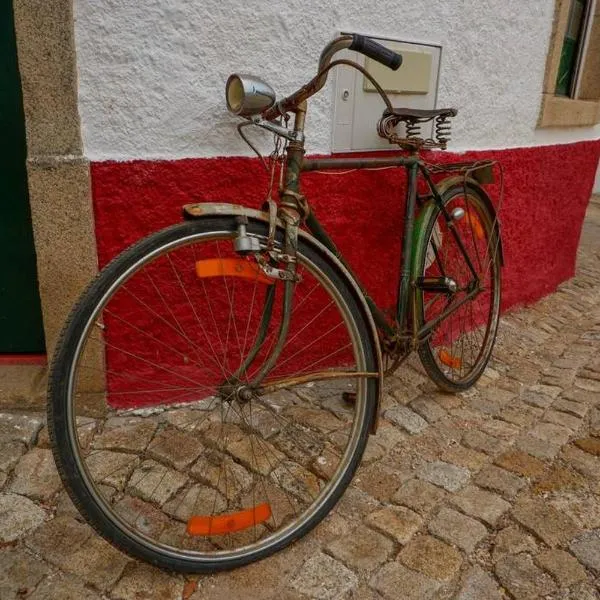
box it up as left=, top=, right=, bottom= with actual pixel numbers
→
left=383, top=107, right=458, bottom=120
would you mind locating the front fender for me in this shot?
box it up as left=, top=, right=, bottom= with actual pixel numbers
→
left=183, top=202, right=384, bottom=433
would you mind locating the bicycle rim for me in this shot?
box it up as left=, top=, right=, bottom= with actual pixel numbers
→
left=49, top=219, right=375, bottom=570
left=417, top=189, right=501, bottom=389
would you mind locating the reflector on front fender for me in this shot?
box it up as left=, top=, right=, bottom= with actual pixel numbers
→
left=196, top=258, right=273, bottom=285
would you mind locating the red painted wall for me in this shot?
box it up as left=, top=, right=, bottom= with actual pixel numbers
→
left=92, top=140, right=600, bottom=314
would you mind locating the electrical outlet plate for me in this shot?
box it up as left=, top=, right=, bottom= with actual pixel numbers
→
left=332, top=34, right=442, bottom=152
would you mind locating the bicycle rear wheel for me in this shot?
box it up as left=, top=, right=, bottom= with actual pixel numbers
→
left=415, top=183, right=501, bottom=392
left=48, top=217, right=377, bottom=572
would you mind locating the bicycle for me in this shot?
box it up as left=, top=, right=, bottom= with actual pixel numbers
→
left=48, top=34, right=503, bottom=572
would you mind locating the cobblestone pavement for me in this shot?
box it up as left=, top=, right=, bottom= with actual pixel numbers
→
left=2, top=198, right=600, bottom=600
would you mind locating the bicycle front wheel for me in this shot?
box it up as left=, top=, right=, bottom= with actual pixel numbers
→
left=415, top=182, right=501, bottom=392
left=48, top=216, right=377, bottom=572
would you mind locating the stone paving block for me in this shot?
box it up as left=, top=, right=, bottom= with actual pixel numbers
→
left=529, top=422, right=572, bottom=446
left=562, top=387, right=600, bottom=406
left=62, top=534, right=130, bottom=590
left=0, top=547, right=49, bottom=599
left=392, top=479, right=446, bottom=516
left=370, top=421, right=409, bottom=450
left=434, top=392, right=464, bottom=410
left=475, top=465, right=526, bottom=500
left=25, top=516, right=92, bottom=568
left=512, top=497, right=579, bottom=547
left=87, top=450, right=139, bottom=489
left=369, top=562, right=442, bottom=600
left=520, top=388, right=555, bottom=409
left=326, top=524, right=394, bottom=572
left=336, top=486, right=380, bottom=521
left=570, top=529, right=600, bottom=573
left=290, top=552, right=358, bottom=600
left=575, top=377, right=600, bottom=392
left=533, top=465, right=588, bottom=494
left=574, top=437, right=600, bottom=456
left=147, top=428, right=205, bottom=470
left=128, top=460, right=187, bottom=505
left=0, top=440, right=25, bottom=471
left=0, top=412, right=44, bottom=445
left=455, top=565, right=503, bottom=600
left=8, top=448, right=62, bottom=501
left=355, top=460, right=412, bottom=502
left=27, top=573, right=104, bottom=600
left=492, top=525, right=538, bottom=562
left=493, top=450, right=547, bottom=479
left=478, top=418, right=521, bottom=441
left=389, top=384, right=421, bottom=406
left=543, top=409, right=583, bottom=431
left=515, top=434, right=561, bottom=460
left=561, top=444, right=600, bottom=479
left=441, top=444, right=488, bottom=471
left=495, top=553, right=557, bottom=599
left=92, top=418, right=156, bottom=454
left=553, top=397, right=589, bottom=418
left=383, top=405, right=428, bottom=435
left=417, top=460, right=470, bottom=492
left=361, top=438, right=386, bottom=464
left=398, top=535, right=462, bottom=581
left=563, top=582, right=600, bottom=600
left=0, top=492, right=46, bottom=542
left=191, top=451, right=253, bottom=498
left=111, top=563, right=184, bottom=600
left=410, top=396, right=447, bottom=423
left=428, top=507, right=488, bottom=553
left=462, top=429, right=508, bottom=456
left=499, top=404, right=542, bottom=428
left=535, top=549, right=588, bottom=587
left=451, top=485, right=511, bottom=527
left=366, top=505, right=423, bottom=545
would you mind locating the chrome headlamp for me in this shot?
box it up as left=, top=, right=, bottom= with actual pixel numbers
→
left=225, top=74, right=276, bottom=116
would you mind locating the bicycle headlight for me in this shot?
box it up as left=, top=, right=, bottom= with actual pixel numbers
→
left=226, top=74, right=276, bottom=116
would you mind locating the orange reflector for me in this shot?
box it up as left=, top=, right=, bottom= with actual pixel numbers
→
left=465, top=213, right=485, bottom=240
left=196, top=258, right=274, bottom=285
left=186, top=503, right=272, bottom=536
left=438, top=349, right=462, bottom=369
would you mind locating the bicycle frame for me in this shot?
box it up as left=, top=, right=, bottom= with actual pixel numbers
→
left=276, top=105, right=483, bottom=353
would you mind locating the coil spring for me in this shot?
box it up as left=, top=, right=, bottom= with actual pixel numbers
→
left=435, top=115, right=452, bottom=145
left=405, top=120, right=421, bottom=139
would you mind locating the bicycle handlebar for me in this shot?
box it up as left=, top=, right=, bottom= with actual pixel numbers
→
left=262, top=34, right=402, bottom=120
left=348, top=35, right=402, bottom=71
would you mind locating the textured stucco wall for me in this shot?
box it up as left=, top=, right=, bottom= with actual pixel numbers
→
left=74, top=0, right=599, bottom=161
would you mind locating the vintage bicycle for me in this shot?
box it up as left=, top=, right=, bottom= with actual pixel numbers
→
left=48, top=34, right=502, bottom=572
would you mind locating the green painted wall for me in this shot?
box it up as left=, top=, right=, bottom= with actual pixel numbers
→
left=0, top=3, right=45, bottom=353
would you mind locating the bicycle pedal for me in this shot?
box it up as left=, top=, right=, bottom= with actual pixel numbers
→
left=342, top=392, right=356, bottom=404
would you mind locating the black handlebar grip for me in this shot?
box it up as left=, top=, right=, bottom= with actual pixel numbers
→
left=349, top=35, right=402, bottom=70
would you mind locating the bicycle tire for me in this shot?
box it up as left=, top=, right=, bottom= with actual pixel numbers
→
left=415, top=183, right=501, bottom=392
left=48, top=216, right=377, bottom=572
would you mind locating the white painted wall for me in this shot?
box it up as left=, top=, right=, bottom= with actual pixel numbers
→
left=595, top=161, right=600, bottom=193
left=74, top=0, right=600, bottom=161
